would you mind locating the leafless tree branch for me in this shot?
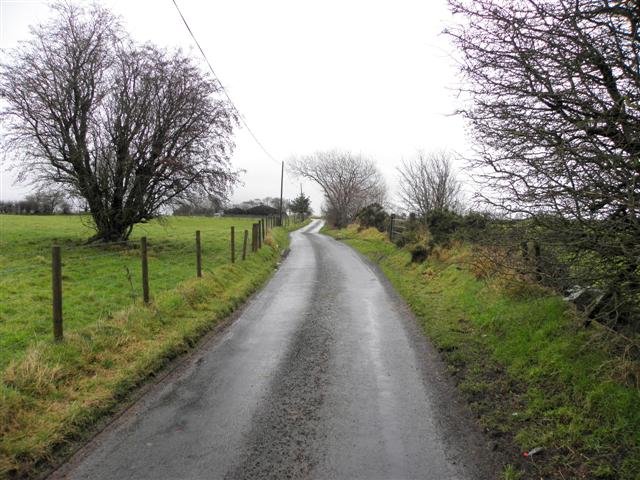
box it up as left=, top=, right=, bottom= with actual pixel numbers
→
left=289, top=150, right=386, bottom=227
left=0, top=2, right=238, bottom=241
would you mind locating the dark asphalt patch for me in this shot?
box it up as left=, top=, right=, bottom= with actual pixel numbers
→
left=224, top=239, right=340, bottom=480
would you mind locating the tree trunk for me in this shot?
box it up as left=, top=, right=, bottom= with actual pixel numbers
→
left=90, top=215, right=132, bottom=243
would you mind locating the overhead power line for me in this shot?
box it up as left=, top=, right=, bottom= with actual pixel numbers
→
left=171, top=0, right=279, bottom=165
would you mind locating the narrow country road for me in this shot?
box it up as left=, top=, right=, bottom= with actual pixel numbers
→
left=50, top=220, right=497, bottom=480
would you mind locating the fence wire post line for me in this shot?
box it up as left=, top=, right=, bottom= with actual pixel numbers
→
left=11, top=219, right=275, bottom=344
left=196, top=230, right=202, bottom=277
left=242, top=229, right=248, bottom=260
left=231, top=226, right=236, bottom=263
left=533, top=241, right=542, bottom=281
left=141, top=236, right=150, bottom=304
left=253, top=223, right=259, bottom=252
left=52, top=245, right=63, bottom=342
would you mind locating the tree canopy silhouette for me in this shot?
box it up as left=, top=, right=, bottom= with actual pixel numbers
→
left=0, top=2, right=238, bottom=241
left=448, top=0, right=640, bottom=325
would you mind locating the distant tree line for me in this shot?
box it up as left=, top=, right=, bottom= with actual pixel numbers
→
left=222, top=197, right=287, bottom=216
left=224, top=204, right=280, bottom=216
left=172, top=196, right=225, bottom=216
left=0, top=190, right=71, bottom=215
left=188, top=195, right=312, bottom=217
left=219, top=194, right=312, bottom=217
left=290, top=150, right=386, bottom=228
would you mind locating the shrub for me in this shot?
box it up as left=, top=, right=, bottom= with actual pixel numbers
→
left=410, top=243, right=431, bottom=263
left=356, top=203, right=389, bottom=232
left=425, top=209, right=463, bottom=245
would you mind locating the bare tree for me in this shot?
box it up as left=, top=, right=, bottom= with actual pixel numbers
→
left=289, top=150, right=386, bottom=227
left=0, top=2, right=237, bottom=242
left=447, top=0, right=640, bottom=326
left=397, top=151, right=461, bottom=217
left=32, top=188, right=69, bottom=214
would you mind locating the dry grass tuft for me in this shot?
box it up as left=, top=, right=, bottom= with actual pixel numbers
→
left=0, top=384, right=24, bottom=438
left=3, top=349, right=65, bottom=396
left=264, top=232, right=277, bottom=248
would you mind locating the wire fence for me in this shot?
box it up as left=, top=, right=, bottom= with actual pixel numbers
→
left=388, top=214, right=410, bottom=243
left=0, top=214, right=306, bottom=351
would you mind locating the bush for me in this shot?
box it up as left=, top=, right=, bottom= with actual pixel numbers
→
left=246, top=205, right=278, bottom=216
left=223, top=207, right=245, bottom=215
left=356, top=203, right=389, bottom=232
left=410, top=243, right=431, bottom=263
left=425, top=209, right=463, bottom=245
left=222, top=204, right=279, bottom=216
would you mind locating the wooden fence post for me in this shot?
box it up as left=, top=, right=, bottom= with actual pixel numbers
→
left=52, top=246, right=63, bottom=342
left=141, top=236, right=150, bottom=304
left=261, top=219, right=265, bottom=241
left=389, top=214, right=395, bottom=241
left=231, top=226, right=236, bottom=263
left=196, top=230, right=202, bottom=277
left=533, top=241, right=542, bottom=281
left=242, top=229, right=248, bottom=260
left=251, top=223, right=257, bottom=252
left=258, top=222, right=262, bottom=249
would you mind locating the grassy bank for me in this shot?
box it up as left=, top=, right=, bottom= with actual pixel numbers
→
left=0, top=215, right=307, bottom=478
left=324, top=225, right=640, bottom=480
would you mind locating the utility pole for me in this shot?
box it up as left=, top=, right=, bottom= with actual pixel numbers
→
left=279, top=160, right=284, bottom=226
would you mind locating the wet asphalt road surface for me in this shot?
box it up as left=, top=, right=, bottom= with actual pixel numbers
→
left=50, top=220, right=497, bottom=480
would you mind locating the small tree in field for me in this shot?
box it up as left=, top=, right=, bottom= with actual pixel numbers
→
left=290, top=150, right=386, bottom=228
left=0, top=3, right=238, bottom=242
left=290, top=192, right=312, bottom=216
left=397, top=151, right=461, bottom=218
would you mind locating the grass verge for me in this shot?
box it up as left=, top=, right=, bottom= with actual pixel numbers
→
left=324, top=225, right=640, bottom=480
left=0, top=218, right=307, bottom=479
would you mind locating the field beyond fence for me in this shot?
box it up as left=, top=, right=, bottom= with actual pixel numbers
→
left=0, top=214, right=293, bottom=368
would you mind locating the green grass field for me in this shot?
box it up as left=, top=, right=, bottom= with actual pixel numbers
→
left=324, top=225, right=640, bottom=480
left=0, top=214, right=303, bottom=478
left=0, top=215, right=261, bottom=368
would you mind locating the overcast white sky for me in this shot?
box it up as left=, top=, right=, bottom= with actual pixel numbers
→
left=0, top=0, right=471, bottom=213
